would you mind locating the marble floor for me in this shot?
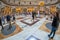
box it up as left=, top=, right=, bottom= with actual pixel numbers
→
left=0, top=15, right=60, bottom=40
left=0, top=23, right=23, bottom=39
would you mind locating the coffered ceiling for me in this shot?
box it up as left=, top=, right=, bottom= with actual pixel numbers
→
left=0, top=0, right=60, bottom=6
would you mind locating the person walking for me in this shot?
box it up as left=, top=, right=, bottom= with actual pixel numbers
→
left=48, top=12, right=59, bottom=39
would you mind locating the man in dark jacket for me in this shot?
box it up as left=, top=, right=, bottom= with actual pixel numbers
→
left=6, top=14, right=11, bottom=29
left=13, top=14, right=15, bottom=21
left=32, top=11, right=36, bottom=20
left=6, top=15, right=11, bottom=22
left=48, top=12, right=59, bottom=39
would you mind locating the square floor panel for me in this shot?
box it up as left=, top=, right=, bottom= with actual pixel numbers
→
left=21, top=19, right=39, bottom=26
left=26, top=35, right=40, bottom=40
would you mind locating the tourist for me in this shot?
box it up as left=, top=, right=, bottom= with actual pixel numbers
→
left=1, top=15, right=5, bottom=25
left=6, top=14, right=11, bottom=23
left=6, top=14, right=11, bottom=29
left=32, top=11, right=36, bottom=20
left=12, top=14, right=15, bottom=22
left=0, top=16, right=4, bottom=30
left=32, top=11, right=35, bottom=20
left=48, top=12, right=59, bottom=39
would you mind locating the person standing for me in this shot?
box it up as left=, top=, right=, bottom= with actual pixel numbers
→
left=12, top=14, right=15, bottom=22
left=32, top=11, right=35, bottom=20
left=1, top=15, right=5, bottom=25
left=0, top=16, right=4, bottom=30
left=37, top=10, right=40, bottom=17
left=32, top=11, right=36, bottom=20
left=6, top=14, right=11, bottom=29
left=48, top=12, right=59, bottom=39
left=6, top=14, right=11, bottom=23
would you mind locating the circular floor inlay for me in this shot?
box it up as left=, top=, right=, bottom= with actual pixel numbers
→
left=39, top=21, right=60, bottom=35
left=1, top=24, right=16, bottom=35
left=46, top=22, right=52, bottom=30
